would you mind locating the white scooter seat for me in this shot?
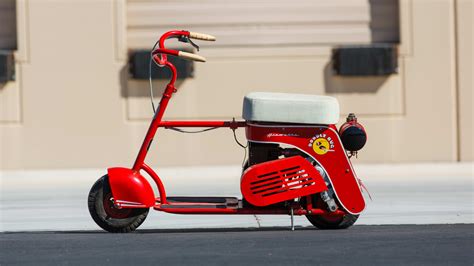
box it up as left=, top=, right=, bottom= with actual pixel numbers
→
left=242, top=92, right=339, bottom=125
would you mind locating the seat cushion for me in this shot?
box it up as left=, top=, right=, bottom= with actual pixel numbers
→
left=242, top=92, right=339, bottom=124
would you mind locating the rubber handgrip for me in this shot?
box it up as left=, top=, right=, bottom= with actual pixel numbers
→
left=178, top=51, right=206, bottom=62
left=188, top=32, right=216, bottom=41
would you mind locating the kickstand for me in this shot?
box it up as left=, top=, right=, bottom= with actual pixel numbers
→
left=290, top=208, right=295, bottom=231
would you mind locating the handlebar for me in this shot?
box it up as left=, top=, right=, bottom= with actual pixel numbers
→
left=178, top=51, right=207, bottom=62
left=188, top=32, right=216, bottom=41
left=153, top=30, right=215, bottom=64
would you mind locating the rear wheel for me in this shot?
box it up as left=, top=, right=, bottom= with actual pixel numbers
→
left=306, top=212, right=358, bottom=230
left=87, top=175, right=149, bottom=233
left=305, top=196, right=358, bottom=229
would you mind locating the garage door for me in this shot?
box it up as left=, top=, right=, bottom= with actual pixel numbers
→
left=126, top=0, right=399, bottom=49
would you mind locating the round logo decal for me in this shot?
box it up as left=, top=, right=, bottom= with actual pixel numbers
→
left=309, top=134, right=335, bottom=155
left=312, top=138, right=331, bottom=155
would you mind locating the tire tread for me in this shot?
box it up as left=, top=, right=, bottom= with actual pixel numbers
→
left=87, top=175, right=149, bottom=233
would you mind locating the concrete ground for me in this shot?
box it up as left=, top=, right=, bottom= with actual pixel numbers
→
left=1, top=224, right=473, bottom=265
left=0, top=163, right=473, bottom=231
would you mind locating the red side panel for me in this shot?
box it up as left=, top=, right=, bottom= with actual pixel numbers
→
left=107, top=167, right=155, bottom=208
left=241, top=156, right=327, bottom=207
left=246, top=124, right=366, bottom=214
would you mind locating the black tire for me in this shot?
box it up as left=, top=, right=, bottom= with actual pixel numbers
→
left=306, top=212, right=359, bottom=230
left=304, top=195, right=359, bottom=229
left=87, top=175, right=149, bottom=233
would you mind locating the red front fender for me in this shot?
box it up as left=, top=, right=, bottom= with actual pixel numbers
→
left=107, top=167, right=155, bottom=208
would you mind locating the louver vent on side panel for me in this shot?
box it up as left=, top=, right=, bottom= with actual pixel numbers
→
left=241, top=156, right=327, bottom=207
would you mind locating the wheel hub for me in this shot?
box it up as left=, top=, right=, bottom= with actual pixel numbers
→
left=103, top=193, right=132, bottom=219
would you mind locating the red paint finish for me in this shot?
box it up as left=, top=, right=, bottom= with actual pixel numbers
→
left=105, top=30, right=364, bottom=220
left=156, top=30, right=190, bottom=63
left=156, top=207, right=238, bottom=215
left=110, top=30, right=250, bottom=211
left=153, top=204, right=347, bottom=216
left=339, top=120, right=366, bottom=136
left=141, top=163, right=168, bottom=204
left=132, top=81, right=176, bottom=171
left=107, top=167, right=155, bottom=208
left=246, top=123, right=366, bottom=214
left=241, top=156, right=327, bottom=206
left=132, top=31, right=188, bottom=172
left=152, top=48, right=180, bottom=57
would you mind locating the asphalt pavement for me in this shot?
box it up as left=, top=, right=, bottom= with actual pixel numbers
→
left=1, top=224, right=473, bottom=265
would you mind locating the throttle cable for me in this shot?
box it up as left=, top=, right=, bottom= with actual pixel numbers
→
left=148, top=37, right=247, bottom=165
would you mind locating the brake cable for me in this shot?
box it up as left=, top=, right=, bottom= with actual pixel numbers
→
left=178, top=35, right=200, bottom=51
left=149, top=39, right=163, bottom=113
left=149, top=35, right=247, bottom=163
left=166, top=127, right=219, bottom=133
left=150, top=35, right=200, bottom=114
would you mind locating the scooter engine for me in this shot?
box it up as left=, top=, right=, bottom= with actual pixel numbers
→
left=241, top=155, right=328, bottom=207
left=244, top=142, right=338, bottom=211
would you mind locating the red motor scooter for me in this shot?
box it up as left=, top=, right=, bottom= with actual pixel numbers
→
left=88, top=30, right=368, bottom=232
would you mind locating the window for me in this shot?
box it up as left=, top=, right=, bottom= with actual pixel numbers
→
left=0, top=0, right=17, bottom=50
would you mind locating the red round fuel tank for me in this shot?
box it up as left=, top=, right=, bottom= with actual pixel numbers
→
left=339, top=113, right=367, bottom=152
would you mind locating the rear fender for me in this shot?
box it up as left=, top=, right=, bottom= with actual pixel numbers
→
left=246, top=124, right=366, bottom=214
left=107, top=167, right=155, bottom=208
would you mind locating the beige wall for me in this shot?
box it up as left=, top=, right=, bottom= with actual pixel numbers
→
left=456, top=0, right=473, bottom=161
left=0, top=0, right=471, bottom=170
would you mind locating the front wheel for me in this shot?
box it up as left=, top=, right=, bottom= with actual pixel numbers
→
left=87, top=175, right=149, bottom=233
